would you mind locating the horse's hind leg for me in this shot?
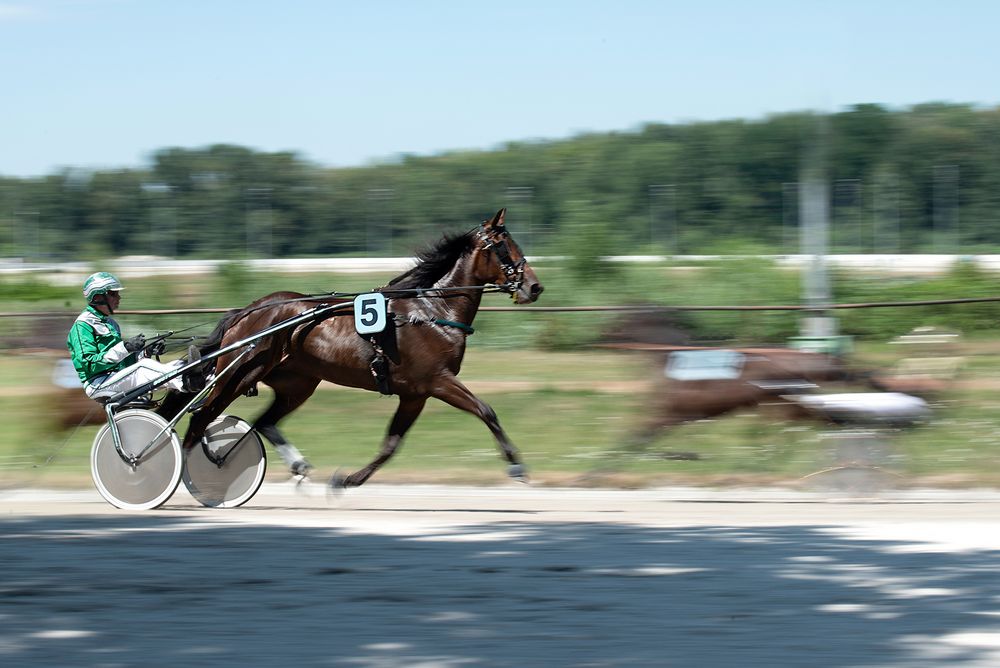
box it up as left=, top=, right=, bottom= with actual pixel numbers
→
left=254, top=370, right=321, bottom=476
left=431, top=377, right=527, bottom=481
left=180, top=376, right=247, bottom=453
left=336, top=395, right=427, bottom=488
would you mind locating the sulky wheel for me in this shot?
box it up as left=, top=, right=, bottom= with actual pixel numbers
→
left=182, top=415, right=266, bottom=508
left=91, top=409, right=183, bottom=510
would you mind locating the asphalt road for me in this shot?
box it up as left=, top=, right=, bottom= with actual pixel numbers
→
left=3, top=483, right=1000, bottom=667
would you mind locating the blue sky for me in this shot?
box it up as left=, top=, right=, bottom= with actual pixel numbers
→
left=1, top=0, right=997, bottom=177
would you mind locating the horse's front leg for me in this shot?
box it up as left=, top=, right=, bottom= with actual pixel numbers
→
left=431, top=376, right=527, bottom=482
left=334, top=395, right=427, bottom=489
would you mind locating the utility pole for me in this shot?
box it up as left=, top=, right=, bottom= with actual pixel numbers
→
left=798, top=117, right=837, bottom=341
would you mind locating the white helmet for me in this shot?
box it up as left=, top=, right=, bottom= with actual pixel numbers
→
left=82, top=272, right=124, bottom=302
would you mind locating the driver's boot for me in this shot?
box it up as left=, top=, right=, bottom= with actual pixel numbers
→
left=181, top=345, right=207, bottom=394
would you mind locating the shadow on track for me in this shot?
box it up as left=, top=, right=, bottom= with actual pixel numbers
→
left=2, top=514, right=999, bottom=667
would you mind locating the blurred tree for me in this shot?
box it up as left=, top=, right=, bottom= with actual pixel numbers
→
left=3, top=103, right=1000, bottom=260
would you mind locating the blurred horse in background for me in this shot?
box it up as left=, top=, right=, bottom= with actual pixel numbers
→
left=595, top=310, right=897, bottom=455
left=605, top=343, right=871, bottom=453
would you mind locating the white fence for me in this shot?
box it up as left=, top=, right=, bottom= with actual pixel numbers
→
left=2, top=254, right=998, bottom=286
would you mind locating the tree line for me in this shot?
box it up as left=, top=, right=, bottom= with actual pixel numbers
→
left=2, top=102, right=998, bottom=261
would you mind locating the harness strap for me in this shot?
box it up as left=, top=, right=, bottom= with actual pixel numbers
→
left=433, top=318, right=475, bottom=335
left=394, top=313, right=475, bottom=335
left=368, top=337, right=392, bottom=395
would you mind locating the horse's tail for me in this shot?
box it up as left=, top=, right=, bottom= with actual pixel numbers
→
left=198, top=308, right=245, bottom=356
left=197, top=291, right=308, bottom=356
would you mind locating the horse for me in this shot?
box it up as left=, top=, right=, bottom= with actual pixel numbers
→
left=160, top=208, right=543, bottom=488
left=607, top=344, right=881, bottom=453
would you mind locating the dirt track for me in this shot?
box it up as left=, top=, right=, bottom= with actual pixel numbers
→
left=4, top=483, right=1000, bottom=667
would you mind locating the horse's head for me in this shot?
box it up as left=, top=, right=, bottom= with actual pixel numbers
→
left=475, top=208, right=544, bottom=304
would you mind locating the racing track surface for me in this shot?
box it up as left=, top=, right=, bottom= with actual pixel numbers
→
left=3, top=483, right=1000, bottom=667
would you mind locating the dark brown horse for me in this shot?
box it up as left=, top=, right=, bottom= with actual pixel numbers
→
left=612, top=344, right=876, bottom=451
left=164, top=209, right=543, bottom=487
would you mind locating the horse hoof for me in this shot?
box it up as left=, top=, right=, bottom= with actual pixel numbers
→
left=290, top=459, right=313, bottom=476
left=329, top=468, right=349, bottom=492
left=507, top=464, right=529, bottom=483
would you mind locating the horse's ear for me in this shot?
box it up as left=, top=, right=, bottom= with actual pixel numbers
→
left=486, top=208, right=506, bottom=229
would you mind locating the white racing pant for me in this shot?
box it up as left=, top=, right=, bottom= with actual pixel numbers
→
left=85, top=358, right=186, bottom=401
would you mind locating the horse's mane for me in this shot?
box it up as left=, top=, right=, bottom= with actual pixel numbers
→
left=385, top=229, right=475, bottom=290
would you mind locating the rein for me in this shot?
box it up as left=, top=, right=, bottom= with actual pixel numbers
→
left=191, top=283, right=504, bottom=331
left=215, top=224, right=524, bottom=324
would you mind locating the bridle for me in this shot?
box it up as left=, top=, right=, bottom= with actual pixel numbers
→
left=476, top=224, right=526, bottom=295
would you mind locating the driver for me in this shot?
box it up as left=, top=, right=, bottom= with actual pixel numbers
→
left=67, top=271, right=204, bottom=401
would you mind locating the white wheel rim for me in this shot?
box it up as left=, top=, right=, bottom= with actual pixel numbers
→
left=90, top=409, right=182, bottom=510
left=182, top=415, right=266, bottom=508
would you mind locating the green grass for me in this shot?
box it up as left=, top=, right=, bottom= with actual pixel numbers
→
left=7, top=260, right=1000, bottom=488
left=7, top=341, right=1000, bottom=489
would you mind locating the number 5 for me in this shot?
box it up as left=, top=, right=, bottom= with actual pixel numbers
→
left=354, top=293, right=387, bottom=334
